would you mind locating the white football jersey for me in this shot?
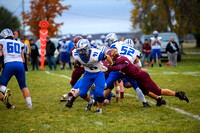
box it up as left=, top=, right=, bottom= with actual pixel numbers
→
left=73, top=48, right=107, bottom=73
left=58, top=41, right=68, bottom=52
left=0, top=39, right=24, bottom=63
left=111, top=42, right=140, bottom=63
left=150, top=36, right=162, bottom=49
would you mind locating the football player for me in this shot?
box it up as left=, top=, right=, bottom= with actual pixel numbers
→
left=73, top=39, right=112, bottom=113
left=0, top=29, right=33, bottom=109
left=106, top=49, right=189, bottom=104
left=57, top=35, right=70, bottom=70
left=104, top=33, right=151, bottom=107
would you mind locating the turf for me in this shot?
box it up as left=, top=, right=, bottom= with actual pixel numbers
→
left=0, top=53, right=200, bottom=132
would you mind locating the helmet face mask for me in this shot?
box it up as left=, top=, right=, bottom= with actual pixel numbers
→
left=76, top=39, right=90, bottom=58
left=105, top=33, right=118, bottom=47
left=0, top=29, right=14, bottom=39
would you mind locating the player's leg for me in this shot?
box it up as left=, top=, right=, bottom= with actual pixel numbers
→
left=0, top=63, right=14, bottom=105
left=104, top=71, right=122, bottom=98
left=157, top=49, right=162, bottom=67
left=79, top=72, right=94, bottom=111
left=151, top=49, right=156, bottom=67
left=125, top=77, right=151, bottom=107
left=15, top=62, right=33, bottom=109
left=94, top=72, right=105, bottom=113
left=47, top=56, right=52, bottom=70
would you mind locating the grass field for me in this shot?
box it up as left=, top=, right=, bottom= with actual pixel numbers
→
left=0, top=49, right=200, bottom=132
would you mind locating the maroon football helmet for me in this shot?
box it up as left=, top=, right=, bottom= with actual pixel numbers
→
left=73, top=36, right=83, bottom=48
left=106, top=49, right=119, bottom=63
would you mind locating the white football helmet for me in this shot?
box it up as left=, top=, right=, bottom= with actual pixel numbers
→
left=61, top=35, right=66, bottom=40
left=0, top=28, right=14, bottom=38
left=76, top=39, right=90, bottom=57
left=100, top=35, right=106, bottom=39
left=105, top=33, right=118, bottom=47
left=153, top=30, right=159, bottom=36
left=124, top=38, right=134, bottom=48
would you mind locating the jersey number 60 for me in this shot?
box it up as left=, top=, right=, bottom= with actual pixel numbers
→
left=7, top=42, right=20, bottom=53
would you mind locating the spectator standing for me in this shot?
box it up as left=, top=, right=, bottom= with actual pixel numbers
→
left=30, top=39, right=39, bottom=71
left=150, top=30, right=162, bottom=67
left=20, top=37, right=29, bottom=71
left=23, top=35, right=31, bottom=55
left=166, top=37, right=179, bottom=66
left=141, top=39, right=151, bottom=67
left=46, top=36, right=57, bottom=70
left=133, top=37, right=142, bottom=52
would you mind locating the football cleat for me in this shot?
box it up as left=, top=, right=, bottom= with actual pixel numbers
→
left=28, top=104, right=34, bottom=110
left=95, top=108, right=102, bottom=114
left=156, top=97, right=166, bottom=106
left=3, top=89, right=10, bottom=105
left=65, top=100, right=73, bottom=108
left=143, top=102, right=152, bottom=107
left=6, top=104, right=15, bottom=109
left=178, top=91, right=189, bottom=103
left=85, top=99, right=94, bottom=111
left=60, top=94, right=69, bottom=102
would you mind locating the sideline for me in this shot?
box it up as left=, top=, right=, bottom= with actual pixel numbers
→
left=45, top=71, right=200, bottom=121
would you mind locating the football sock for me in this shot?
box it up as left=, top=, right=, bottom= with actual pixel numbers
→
left=175, top=92, right=180, bottom=97
left=70, top=96, right=76, bottom=102
left=0, top=86, right=6, bottom=93
left=26, top=97, right=32, bottom=106
left=159, top=64, right=162, bottom=67
left=135, top=87, right=147, bottom=103
left=68, top=92, right=73, bottom=97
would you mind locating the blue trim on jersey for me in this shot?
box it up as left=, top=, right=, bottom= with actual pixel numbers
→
left=110, top=44, right=116, bottom=49
left=91, top=43, right=97, bottom=48
left=98, top=52, right=104, bottom=61
left=79, top=49, right=91, bottom=63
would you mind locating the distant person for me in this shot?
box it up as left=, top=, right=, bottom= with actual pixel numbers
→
left=20, top=37, right=29, bottom=71
left=121, top=37, right=125, bottom=42
left=99, top=35, right=107, bottom=47
left=30, top=39, right=39, bottom=71
left=87, top=34, right=95, bottom=44
left=133, top=37, right=141, bottom=52
left=141, top=39, right=151, bottom=67
left=57, top=36, right=70, bottom=70
left=150, top=31, right=162, bottom=67
left=82, top=33, right=87, bottom=39
left=23, top=35, right=31, bottom=55
left=46, top=36, right=57, bottom=70
left=166, top=37, right=179, bottom=66
left=67, top=34, right=75, bottom=70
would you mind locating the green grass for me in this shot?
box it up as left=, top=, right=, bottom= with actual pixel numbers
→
left=0, top=54, right=200, bottom=132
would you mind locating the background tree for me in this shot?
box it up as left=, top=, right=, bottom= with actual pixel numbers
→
left=131, top=0, right=200, bottom=47
left=0, top=6, right=21, bottom=31
left=22, top=0, right=70, bottom=38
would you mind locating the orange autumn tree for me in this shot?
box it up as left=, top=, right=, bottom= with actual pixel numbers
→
left=22, top=0, right=70, bottom=38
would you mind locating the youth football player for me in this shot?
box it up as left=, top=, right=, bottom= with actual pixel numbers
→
left=106, top=49, right=189, bottom=104
left=73, top=39, right=112, bottom=113
left=0, top=29, right=33, bottom=109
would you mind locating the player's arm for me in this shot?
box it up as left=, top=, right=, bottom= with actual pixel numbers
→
left=134, top=57, right=142, bottom=69
left=157, top=39, right=161, bottom=46
left=108, top=59, right=128, bottom=71
left=104, top=54, right=113, bottom=66
left=21, top=51, right=25, bottom=63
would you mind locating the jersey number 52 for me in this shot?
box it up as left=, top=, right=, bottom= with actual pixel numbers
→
left=120, top=46, right=135, bottom=56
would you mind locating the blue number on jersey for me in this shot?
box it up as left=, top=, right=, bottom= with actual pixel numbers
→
left=7, top=42, right=20, bottom=53
left=120, top=46, right=135, bottom=56
left=93, top=52, right=98, bottom=56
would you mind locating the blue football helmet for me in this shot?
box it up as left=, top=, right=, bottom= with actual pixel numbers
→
left=124, top=38, right=134, bottom=48
left=0, top=29, right=14, bottom=39
left=76, top=39, right=90, bottom=57
left=105, top=33, right=118, bottom=47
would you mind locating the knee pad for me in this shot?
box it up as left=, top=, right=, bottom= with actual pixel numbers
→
left=96, top=97, right=105, bottom=103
